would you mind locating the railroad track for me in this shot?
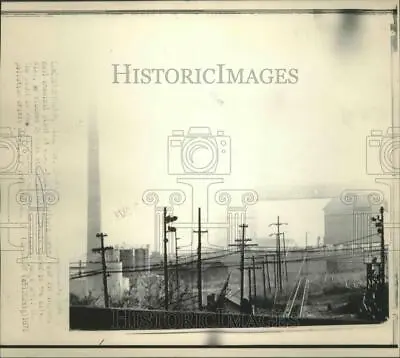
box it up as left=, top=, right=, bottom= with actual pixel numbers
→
left=282, top=255, right=310, bottom=318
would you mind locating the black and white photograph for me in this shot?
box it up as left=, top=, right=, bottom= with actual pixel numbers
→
left=66, top=8, right=396, bottom=331
left=0, top=0, right=399, bottom=353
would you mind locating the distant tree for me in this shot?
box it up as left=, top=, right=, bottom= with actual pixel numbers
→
left=110, top=290, right=139, bottom=308
left=69, top=291, right=100, bottom=306
left=136, top=273, right=164, bottom=309
left=111, top=272, right=194, bottom=310
left=169, top=284, right=193, bottom=311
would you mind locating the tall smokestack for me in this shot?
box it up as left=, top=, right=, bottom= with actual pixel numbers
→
left=87, top=105, right=101, bottom=263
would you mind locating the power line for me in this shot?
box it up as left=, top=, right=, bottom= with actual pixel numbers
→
left=70, top=247, right=383, bottom=282
left=70, top=242, right=387, bottom=281
left=70, top=249, right=240, bottom=279
left=70, top=231, right=387, bottom=282
left=70, top=230, right=381, bottom=267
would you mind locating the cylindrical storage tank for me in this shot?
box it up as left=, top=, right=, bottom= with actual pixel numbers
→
left=119, top=249, right=134, bottom=278
left=134, top=248, right=147, bottom=272
left=107, top=261, right=124, bottom=299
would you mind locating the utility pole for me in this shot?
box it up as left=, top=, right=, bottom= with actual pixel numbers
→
left=273, top=253, right=277, bottom=289
left=163, top=207, right=178, bottom=311
left=248, top=267, right=252, bottom=301
left=240, top=224, right=248, bottom=306
left=92, top=232, right=112, bottom=308
left=304, top=232, right=308, bottom=276
left=269, top=216, right=288, bottom=293
left=282, top=232, right=289, bottom=283
left=193, top=207, right=207, bottom=311
left=262, top=259, right=267, bottom=299
left=372, top=206, right=385, bottom=287
left=229, top=223, right=257, bottom=311
left=265, top=255, right=271, bottom=293
left=175, top=235, right=181, bottom=296
left=379, top=206, right=385, bottom=288
left=252, top=256, right=257, bottom=298
left=245, top=262, right=262, bottom=305
left=163, top=207, right=168, bottom=310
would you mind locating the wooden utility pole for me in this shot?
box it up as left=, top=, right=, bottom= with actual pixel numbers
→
left=193, top=207, right=207, bottom=311
left=92, top=232, right=112, bottom=308
left=282, top=232, right=289, bottom=283
left=252, top=256, right=257, bottom=298
left=248, top=267, right=252, bottom=301
left=240, top=224, right=248, bottom=305
left=229, top=224, right=257, bottom=310
left=163, top=207, right=169, bottom=310
left=245, top=262, right=262, bottom=304
left=379, top=206, right=385, bottom=287
left=163, top=207, right=178, bottom=311
left=269, top=217, right=288, bottom=293
left=265, top=255, right=271, bottom=293
left=262, top=259, right=267, bottom=299
left=175, top=235, right=180, bottom=295
left=304, top=232, right=308, bottom=276
left=273, top=253, right=277, bottom=289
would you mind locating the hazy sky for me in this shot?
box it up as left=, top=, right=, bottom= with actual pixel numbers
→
left=2, top=13, right=394, bottom=261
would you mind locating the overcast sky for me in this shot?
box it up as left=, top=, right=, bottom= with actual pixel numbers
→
left=2, top=13, right=394, bottom=261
